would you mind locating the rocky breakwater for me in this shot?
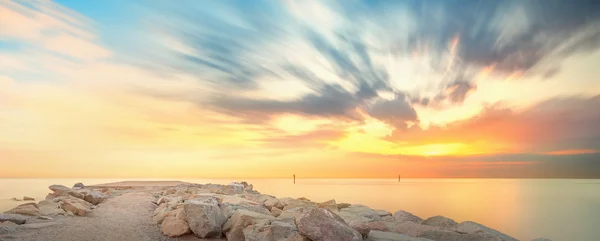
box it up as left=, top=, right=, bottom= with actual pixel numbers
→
left=149, top=182, right=548, bottom=241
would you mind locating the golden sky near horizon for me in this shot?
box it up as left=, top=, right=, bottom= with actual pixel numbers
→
left=1, top=0, right=600, bottom=178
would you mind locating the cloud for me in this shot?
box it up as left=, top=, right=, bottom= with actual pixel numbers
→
left=366, top=94, right=418, bottom=129
left=388, top=95, right=600, bottom=153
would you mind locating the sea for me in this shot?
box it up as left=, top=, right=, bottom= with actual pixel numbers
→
left=1, top=178, right=598, bottom=241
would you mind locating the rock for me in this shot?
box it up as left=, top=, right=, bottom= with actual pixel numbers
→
left=455, top=221, right=518, bottom=241
left=11, top=197, right=21, bottom=201
left=375, top=209, right=392, bottom=217
left=161, top=208, right=190, bottom=237
left=393, top=221, right=445, bottom=237
left=156, top=196, right=169, bottom=205
left=23, top=196, right=35, bottom=201
left=270, top=206, right=283, bottom=217
left=243, top=220, right=299, bottom=241
left=297, top=197, right=310, bottom=201
left=72, top=182, right=85, bottom=189
left=295, top=208, right=362, bottom=241
left=263, top=197, right=284, bottom=210
left=0, top=213, right=28, bottom=224
left=45, top=193, right=57, bottom=200
left=83, top=191, right=106, bottom=205
left=184, top=198, right=226, bottom=238
left=221, top=202, right=271, bottom=219
left=337, top=203, right=352, bottom=209
left=418, top=230, right=502, bottom=241
left=4, top=203, right=40, bottom=216
left=244, top=184, right=254, bottom=192
left=37, top=216, right=53, bottom=220
left=286, top=233, right=312, bottom=241
left=37, top=200, right=65, bottom=216
left=393, top=210, right=423, bottom=223
left=0, top=221, right=18, bottom=227
left=228, top=182, right=246, bottom=193
left=421, top=216, right=458, bottom=228
left=280, top=197, right=316, bottom=211
left=49, top=185, right=84, bottom=199
left=317, top=199, right=338, bottom=212
left=277, top=207, right=315, bottom=220
left=531, top=239, right=552, bottom=241
left=59, top=197, right=92, bottom=216
left=366, top=230, right=434, bottom=241
left=348, top=221, right=389, bottom=236
left=341, top=204, right=382, bottom=221
left=223, top=209, right=275, bottom=241
left=153, top=209, right=175, bottom=224
left=350, top=220, right=389, bottom=236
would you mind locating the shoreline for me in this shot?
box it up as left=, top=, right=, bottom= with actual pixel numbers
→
left=1, top=181, right=549, bottom=241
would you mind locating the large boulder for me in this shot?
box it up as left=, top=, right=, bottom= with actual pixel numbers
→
left=223, top=209, right=275, bottom=241
left=221, top=202, right=271, bottom=219
left=4, top=203, right=40, bottom=216
left=161, top=208, right=190, bottom=237
left=83, top=191, right=106, bottom=205
left=37, top=200, right=66, bottom=216
left=184, top=198, right=226, bottom=238
left=317, top=199, right=338, bottom=212
left=0, top=213, right=28, bottom=225
left=418, top=230, right=502, bottom=241
left=366, top=230, right=434, bottom=241
left=531, top=239, right=552, bottom=241
left=341, top=204, right=382, bottom=221
left=455, top=221, right=518, bottom=241
left=421, top=216, right=458, bottom=228
left=49, top=185, right=84, bottom=199
left=263, top=197, right=284, bottom=210
left=393, top=210, right=422, bottom=223
left=59, top=197, right=92, bottom=216
left=270, top=206, right=283, bottom=217
left=295, top=208, right=362, bottom=241
left=243, top=220, right=299, bottom=241
left=280, top=198, right=317, bottom=211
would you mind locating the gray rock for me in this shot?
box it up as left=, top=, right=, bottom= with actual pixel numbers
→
left=243, top=219, right=299, bottom=241
left=23, top=196, right=35, bottom=201
left=4, top=204, right=40, bottom=216
left=295, top=208, right=362, bottom=241
left=37, top=200, right=65, bottom=216
left=184, top=199, right=226, bottom=238
left=317, top=199, right=338, bottom=212
left=59, top=197, right=92, bottom=216
left=367, top=230, right=434, bottom=241
left=48, top=185, right=84, bottom=199
left=421, top=216, right=458, bottom=228
left=270, top=206, right=283, bottom=217
left=0, top=214, right=28, bottom=224
left=263, top=197, right=284, bottom=210
left=221, top=202, right=271, bottom=219
left=341, top=204, right=382, bottom=221
left=72, top=183, right=85, bottom=189
left=455, top=221, right=518, bottom=241
left=375, top=209, right=392, bottom=217
left=418, top=230, right=502, bottom=241
left=393, top=210, right=423, bottom=223
left=223, top=209, right=275, bottom=241
left=83, top=191, right=106, bottom=205
left=161, top=208, right=190, bottom=237
left=531, top=239, right=552, bottom=241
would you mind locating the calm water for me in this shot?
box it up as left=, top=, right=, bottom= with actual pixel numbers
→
left=1, top=178, right=599, bottom=241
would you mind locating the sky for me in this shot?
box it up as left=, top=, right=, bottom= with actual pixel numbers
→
left=1, top=0, right=599, bottom=178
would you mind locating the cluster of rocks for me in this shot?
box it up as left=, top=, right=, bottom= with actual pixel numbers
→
left=2, top=183, right=107, bottom=227
left=150, top=182, right=547, bottom=241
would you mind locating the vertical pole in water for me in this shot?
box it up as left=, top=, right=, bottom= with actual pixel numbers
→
left=398, top=174, right=401, bottom=182
left=293, top=174, right=296, bottom=184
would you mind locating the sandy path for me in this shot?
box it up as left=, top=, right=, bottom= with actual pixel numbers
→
left=4, top=192, right=222, bottom=241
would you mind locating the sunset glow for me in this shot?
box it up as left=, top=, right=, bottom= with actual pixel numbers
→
left=1, top=0, right=599, bottom=178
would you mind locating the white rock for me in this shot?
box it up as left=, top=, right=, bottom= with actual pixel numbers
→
left=295, top=208, right=362, bottom=241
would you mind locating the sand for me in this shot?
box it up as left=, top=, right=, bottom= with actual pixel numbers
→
left=1, top=182, right=224, bottom=241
